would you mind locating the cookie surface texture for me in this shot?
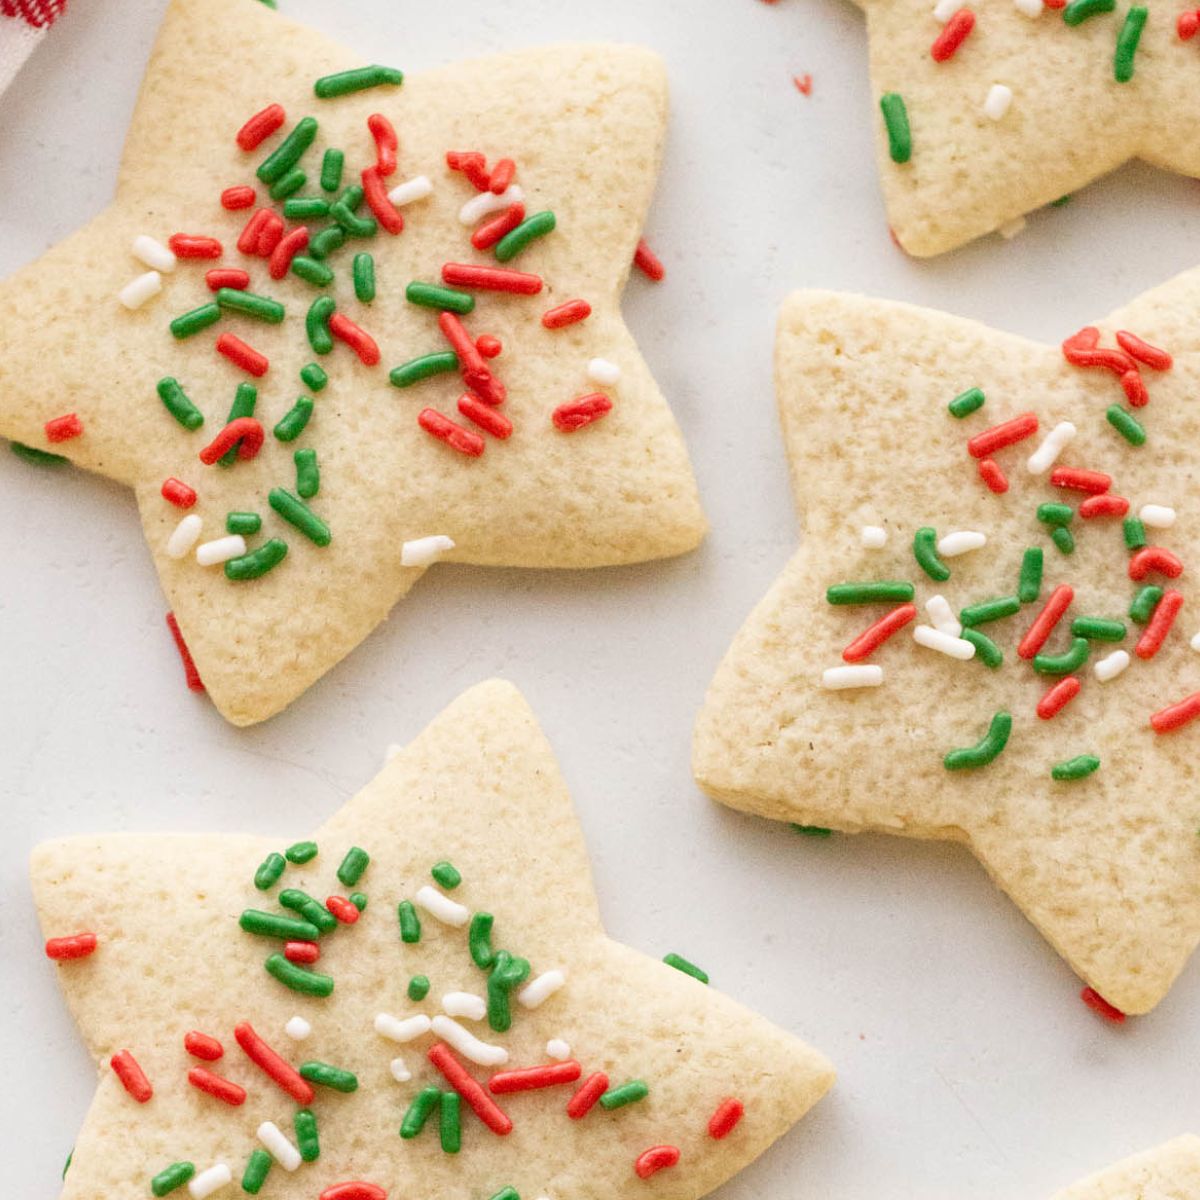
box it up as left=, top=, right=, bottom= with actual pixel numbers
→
left=1051, top=1137, right=1200, bottom=1199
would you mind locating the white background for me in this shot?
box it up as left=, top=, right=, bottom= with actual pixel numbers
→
left=3, top=1, right=1200, bottom=1196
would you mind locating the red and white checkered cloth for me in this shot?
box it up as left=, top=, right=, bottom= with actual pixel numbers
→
left=0, top=1, right=67, bottom=97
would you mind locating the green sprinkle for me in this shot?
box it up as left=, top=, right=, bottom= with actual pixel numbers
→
left=309, top=225, right=347, bottom=260
left=440, top=1091, right=461, bottom=1154
left=216, top=287, right=285, bottom=324
left=226, top=511, right=262, bottom=536
left=826, top=581, right=915, bottom=605
left=962, top=628, right=1003, bottom=669
left=1063, top=0, right=1115, bottom=23
left=663, top=952, right=709, bottom=984
left=960, top=595, right=1020, bottom=626
left=10, top=441, right=67, bottom=465
left=486, top=950, right=530, bottom=1032
left=791, top=824, right=833, bottom=838
left=468, top=912, right=494, bottom=967
left=331, top=185, right=377, bottom=237
left=1107, top=405, right=1146, bottom=446
left=218, top=381, right=258, bottom=466
left=494, top=210, right=557, bottom=263
left=879, top=92, right=911, bottom=164
left=254, top=852, right=286, bottom=890
left=405, top=281, right=474, bottom=314
left=943, top=710, right=1012, bottom=771
left=241, top=1150, right=272, bottom=1195
left=274, top=397, right=314, bottom=442
left=1052, top=754, right=1101, bottom=780
left=1072, top=616, right=1126, bottom=642
left=389, top=352, right=459, bottom=388
left=1037, top=503, right=1073, bottom=527
left=256, top=0, right=277, bottom=8
left=1018, top=547, right=1043, bottom=603
left=63, top=1151, right=72, bottom=1180
left=306, top=296, right=336, bottom=354
left=225, top=538, right=288, bottom=581
left=913, top=527, right=950, bottom=582
left=398, top=899, right=421, bottom=943
left=1114, top=4, right=1147, bottom=80
left=297, top=1108, right=325, bottom=1159
left=300, top=1061, right=358, bottom=1092
left=269, top=167, right=307, bottom=201
left=320, top=148, right=345, bottom=192
left=489, top=1190, right=520, bottom=1200
left=257, top=117, right=318, bottom=185
left=169, top=302, right=221, bottom=340
left=269, top=487, right=331, bottom=546
left=599, top=1080, right=649, bottom=1110
left=353, top=253, right=376, bottom=303
left=1124, top=516, right=1147, bottom=549
left=431, top=861, right=461, bottom=889
left=400, top=1086, right=442, bottom=1138
left=1129, top=585, right=1163, bottom=624
left=314, top=65, right=405, bottom=99
left=156, top=377, right=204, bottom=430
left=291, top=255, right=334, bottom=287
left=279, top=888, right=338, bottom=933
left=239, top=910, right=321, bottom=941
left=350, top=892, right=367, bottom=911
left=1033, top=636, right=1090, bottom=675
left=1051, top=526, right=1076, bottom=556
left=286, top=840, right=318, bottom=864
left=300, top=363, right=328, bottom=392
left=337, top=846, right=370, bottom=887
left=408, top=974, right=431, bottom=1001
left=295, top=448, right=320, bottom=499
left=1051, top=194, right=1072, bottom=207
left=283, top=197, right=331, bottom=221
left=265, top=953, right=334, bottom=997
left=151, top=1162, right=195, bottom=1197
left=948, top=387, right=985, bottom=419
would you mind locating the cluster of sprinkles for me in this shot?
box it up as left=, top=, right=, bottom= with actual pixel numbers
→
left=44, top=840, right=743, bottom=1194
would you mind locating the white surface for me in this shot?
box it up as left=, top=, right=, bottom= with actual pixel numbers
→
left=2, top=1, right=1200, bottom=1197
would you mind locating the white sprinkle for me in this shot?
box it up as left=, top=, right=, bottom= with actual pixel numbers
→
left=166, top=514, right=202, bottom=560
left=390, top=1056, right=412, bottom=1082
left=430, top=1014, right=509, bottom=1066
left=936, top=530, right=987, bottom=557
left=1013, top=0, right=1043, bottom=15
left=374, top=1012, right=432, bottom=1043
left=132, top=234, right=176, bottom=272
left=195, top=534, right=246, bottom=567
left=188, top=1165, right=232, bottom=1199
left=546, top=1038, right=571, bottom=1060
left=1139, top=504, right=1176, bottom=529
left=933, top=0, right=959, bottom=20
left=442, top=991, right=487, bottom=1021
left=821, top=665, right=884, bottom=690
left=284, top=1016, right=311, bottom=1041
left=1026, top=421, right=1076, bottom=474
left=913, top=624, right=976, bottom=661
left=1191, top=631, right=1200, bottom=652
left=586, top=358, right=621, bottom=387
left=401, top=535, right=455, bottom=568
left=257, top=1122, right=302, bottom=1172
left=983, top=83, right=1014, bottom=121
left=387, top=175, right=433, bottom=207
left=998, top=215, right=1027, bottom=240
left=458, top=184, right=523, bottom=226
left=414, top=885, right=469, bottom=927
left=861, top=525, right=888, bottom=549
left=118, top=271, right=163, bottom=310
left=518, top=969, right=566, bottom=1009
left=1094, top=649, right=1130, bottom=682
left=925, top=594, right=962, bottom=637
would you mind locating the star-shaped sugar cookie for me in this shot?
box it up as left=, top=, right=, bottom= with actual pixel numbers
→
left=0, top=0, right=705, bottom=726
left=694, top=271, right=1200, bottom=1015
left=1051, top=1137, right=1200, bottom=1199
left=36, top=681, right=834, bottom=1200
left=850, top=0, right=1200, bottom=255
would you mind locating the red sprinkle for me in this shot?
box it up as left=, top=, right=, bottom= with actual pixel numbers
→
left=1036, top=676, right=1081, bottom=720
left=1128, top=545, right=1184, bottom=581
left=1135, top=589, right=1184, bottom=660
left=161, top=478, right=198, bottom=509
left=237, top=209, right=273, bottom=255
left=635, top=1146, right=681, bottom=1180
left=319, top=1187, right=387, bottom=1200
left=284, top=940, right=321, bottom=964
left=44, top=413, right=82, bottom=442
left=1079, top=493, right=1129, bottom=519
left=566, top=1071, right=609, bottom=1120
left=439, top=311, right=487, bottom=372
left=329, top=312, right=381, bottom=366
left=1018, top=584, right=1074, bottom=660
left=326, top=896, right=361, bottom=925
left=256, top=212, right=285, bottom=257
left=442, top=262, right=543, bottom=295
left=428, top=1043, right=512, bottom=1135
left=470, top=202, right=525, bottom=251
left=206, top=268, right=251, bottom=292
left=541, top=299, right=592, bottom=329
left=184, top=1031, right=224, bottom=1061
left=1050, top=467, right=1110, bottom=494
left=841, top=602, right=917, bottom=663
left=1150, top=691, right=1200, bottom=733
left=221, top=186, right=257, bottom=211
left=488, top=157, right=516, bottom=194
left=1121, top=368, right=1149, bottom=408
left=978, top=458, right=1008, bottom=494
left=216, top=333, right=270, bottom=378
left=45, top=933, right=98, bottom=961
left=169, top=234, right=223, bottom=260
left=188, top=1067, right=246, bottom=1107
left=199, top=416, right=265, bottom=464
left=446, top=150, right=491, bottom=192
left=1179, top=9, right=1200, bottom=38
left=165, top=612, right=205, bottom=693
left=458, top=392, right=513, bottom=440
left=488, top=1061, right=582, bottom=1094
left=362, top=165, right=404, bottom=234
left=794, top=73, right=813, bottom=95
left=234, top=1021, right=314, bottom=1106
left=268, top=225, right=310, bottom=280
left=367, top=113, right=398, bottom=176
left=633, top=237, right=665, bottom=281
left=967, top=412, right=1039, bottom=459
left=1062, top=329, right=1134, bottom=375
left=708, top=1097, right=745, bottom=1139
left=931, top=8, right=975, bottom=61
left=111, top=1050, right=153, bottom=1103
left=1081, top=987, right=1126, bottom=1024
left=476, top=335, right=502, bottom=359
left=418, top=409, right=485, bottom=457
left=1115, top=330, right=1172, bottom=371
left=236, top=103, right=286, bottom=152
left=553, top=394, right=612, bottom=432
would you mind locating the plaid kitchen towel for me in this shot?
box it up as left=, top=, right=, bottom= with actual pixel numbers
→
left=0, top=1, right=67, bottom=98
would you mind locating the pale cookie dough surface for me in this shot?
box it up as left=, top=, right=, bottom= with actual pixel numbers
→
left=34, top=681, right=833, bottom=1200
left=0, top=0, right=705, bottom=727
left=1052, top=1138, right=1200, bottom=1200
left=694, top=273, right=1200, bottom=1014
left=854, top=0, right=1200, bottom=255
